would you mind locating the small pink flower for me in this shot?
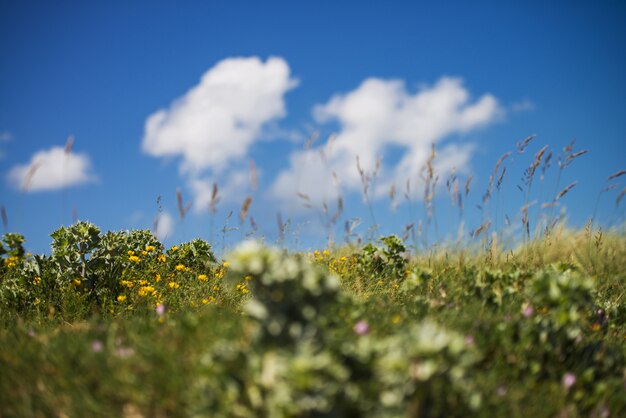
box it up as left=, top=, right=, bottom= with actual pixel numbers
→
left=353, top=320, right=369, bottom=335
left=115, top=347, right=135, bottom=358
left=522, top=303, right=534, bottom=318
left=91, top=340, right=104, bottom=353
left=562, top=372, right=576, bottom=390
left=464, top=335, right=475, bottom=346
left=496, top=386, right=507, bottom=397
left=156, top=304, right=165, bottom=316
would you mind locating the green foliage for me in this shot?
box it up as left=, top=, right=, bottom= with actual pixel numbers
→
left=1, top=224, right=626, bottom=417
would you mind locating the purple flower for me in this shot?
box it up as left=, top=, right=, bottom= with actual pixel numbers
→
left=156, top=304, right=165, bottom=316
left=91, top=340, right=104, bottom=353
left=353, top=320, right=369, bottom=335
left=522, top=303, right=534, bottom=318
left=562, top=372, right=576, bottom=390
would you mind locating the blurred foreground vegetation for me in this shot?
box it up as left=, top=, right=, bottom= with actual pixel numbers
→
left=1, top=221, right=625, bottom=417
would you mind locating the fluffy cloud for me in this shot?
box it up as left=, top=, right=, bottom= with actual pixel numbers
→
left=142, top=56, right=298, bottom=174
left=154, top=211, right=174, bottom=241
left=7, top=146, right=96, bottom=192
left=272, top=77, right=501, bottom=207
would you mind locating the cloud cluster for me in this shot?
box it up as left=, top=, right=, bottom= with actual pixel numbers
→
left=272, top=77, right=501, bottom=206
left=142, top=56, right=298, bottom=174
left=7, top=146, right=96, bottom=192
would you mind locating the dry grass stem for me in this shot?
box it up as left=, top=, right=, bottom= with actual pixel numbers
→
left=239, top=196, right=253, bottom=222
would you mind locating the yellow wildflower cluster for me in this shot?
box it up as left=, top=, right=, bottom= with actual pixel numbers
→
left=33, top=276, right=41, bottom=285
left=155, top=273, right=161, bottom=282
left=129, top=255, right=141, bottom=263
left=120, top=280, right=135, bottom=288
left=4, top=256, right=19, bottom=268
left=197, top=274, right=208, bottom=282
left=312, top=250, right=331, bottom=262
left=201, top=296, right=216, bottom=305
left=168, top=281, right=180, bottom=289
left=158, top=254, right=167, bottom=263
left=171, top=245, right=179, bottom=252
left=72, top=278, right=82, bottom=286
left=175, top=264, right=187, bottom=272
left=145, top=245, right=156, bottom=252
left=214, top=267, right=225, bottom=280
left=329, top=255, right=356, bottom=277
left=128, top=250, right=135, bottom=256
left=235, top=283, right=250, bottom=295
left=117, top=295, right=127, bottom=302
left=137, top=285, right=157, bottom=297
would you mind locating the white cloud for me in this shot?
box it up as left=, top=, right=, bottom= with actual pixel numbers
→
left=142, top=56, right=298, bottom=174
left=511, top=98, right=534, bottom=112
left=7, top=146, right=97, bottom=192
left=0, top=131, right=11, bottom=159
left=155, top=211, right=174, bottom=241
left=272, top=77, right=501, bottom=207
left=0, top=131, right=12, bottom=142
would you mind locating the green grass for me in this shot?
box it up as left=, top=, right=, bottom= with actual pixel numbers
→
left=1, top=222, right=625, bottom=417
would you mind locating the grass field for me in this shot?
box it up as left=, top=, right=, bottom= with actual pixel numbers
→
left=0, top=222, right=625, bottom=417
left=1, top=138, right=625, bottom=417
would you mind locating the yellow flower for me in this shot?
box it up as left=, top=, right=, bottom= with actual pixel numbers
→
left=323, top=249, right=330, bottom=257
left=155, top=273, right=161, bottom=282
left=138, top=279, right=149, bottom=286
left=127, top=250, right=135, bottom=256
left=141, top=251, right=148, bottom=256
left=145, top=245, right=156, bottom=252
left=168, top=282, right=180, bottom=289
left=120, top=280, right=135, bottom=288
left=4, top=256, right=19, bottom=268
left=117, top=295, right=127, bottom=302
left=34, top=298, right=41, bottom=305
left=213, top=285, right=220, bottom=291
left=201, top=299, right=209, bottom=305
left=197, top=274, right=208, bottom=282
left=236, top=283, right=250, bottom=294
left=138, top=285, right=156, bottom=297
left=129, top=255, right=141, bottom=263
left=158, top=254, right=167, bottom=263
left=171, top=245, right=179, bottom=252
left=175, top=264, right=187, bottom=272
left=26, top=252, right=33, bottom=257
left=222, top=261, right=230, bottom=268
left=72, top=278, right=82, bottom=286
left=392, top=314, right=402, bottom=324
left=33, top=276, right=41, bottom=285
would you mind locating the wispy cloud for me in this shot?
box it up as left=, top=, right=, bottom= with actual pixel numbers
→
left=272, top=77, right=502, bottom=208
left=510, top=98, right=534, bottom=113
left=154, top=211, right=174, bottom=241
left=141, top=56, right=297, bottom=211
left=7, top=146, right=97, bottom=192
left=0, top=131, right=12, bottom=160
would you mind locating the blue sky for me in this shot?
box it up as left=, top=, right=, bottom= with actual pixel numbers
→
left=1, top=0, right=625, bottom=254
